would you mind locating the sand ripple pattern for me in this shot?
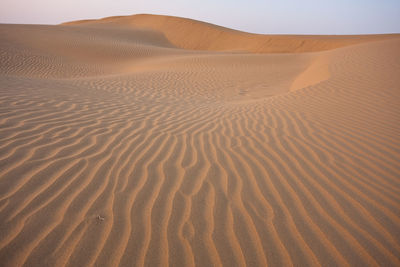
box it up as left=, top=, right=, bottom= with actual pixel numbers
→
left=0, top=24, right=400, bottom=267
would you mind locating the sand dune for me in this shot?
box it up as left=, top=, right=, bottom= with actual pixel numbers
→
left=64, top=14, right=399, bottom=53
left=0, top=14, right=400, bottom=267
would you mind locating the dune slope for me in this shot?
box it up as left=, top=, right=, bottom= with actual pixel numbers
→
left=64, top=14, right=399, bottom=53
left=0, top=16, right=400, bottom=267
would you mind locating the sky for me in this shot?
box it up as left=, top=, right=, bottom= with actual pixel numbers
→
left=0, top=0, right=399, bottom=34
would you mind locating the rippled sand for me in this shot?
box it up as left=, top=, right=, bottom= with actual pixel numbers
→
left=0, top=14, right=399, bottom=267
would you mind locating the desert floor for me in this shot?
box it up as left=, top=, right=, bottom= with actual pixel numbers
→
left=0, top=14, right=399, bottom=267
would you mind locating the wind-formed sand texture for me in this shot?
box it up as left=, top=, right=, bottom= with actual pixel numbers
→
left=0, top=14, right=400, bottom=267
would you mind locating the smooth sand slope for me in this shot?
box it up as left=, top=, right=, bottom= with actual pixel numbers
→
left=0, top=14, right=400, bottom=267
left=63, top=14, right=399, bottom=53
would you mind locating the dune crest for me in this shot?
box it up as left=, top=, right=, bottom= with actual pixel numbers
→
left=64, top=14, right=399, bottom=53
left=1, top=15, right=400, bottom=267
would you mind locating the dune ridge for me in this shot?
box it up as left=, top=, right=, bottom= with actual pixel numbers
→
left=0, top=14, right=400, bottom=267
left=63, top=14, right=399, bottom=53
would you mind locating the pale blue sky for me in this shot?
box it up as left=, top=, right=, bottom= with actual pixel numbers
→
left=0, top=0, right=399, bottom=34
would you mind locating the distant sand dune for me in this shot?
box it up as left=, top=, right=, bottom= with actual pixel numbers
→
left=0, top=14, right=400, bottom=267
left=64, top=14, right=400, bottom=53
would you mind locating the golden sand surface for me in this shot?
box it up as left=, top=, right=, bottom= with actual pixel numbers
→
left=0, top=14, right=399, bottom=267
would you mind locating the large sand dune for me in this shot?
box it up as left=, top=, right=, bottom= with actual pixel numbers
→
left=0, top=14, right=400, bottom=266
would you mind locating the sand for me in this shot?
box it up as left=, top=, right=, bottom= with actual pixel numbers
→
left=0, top=14, right=399, bottom=267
